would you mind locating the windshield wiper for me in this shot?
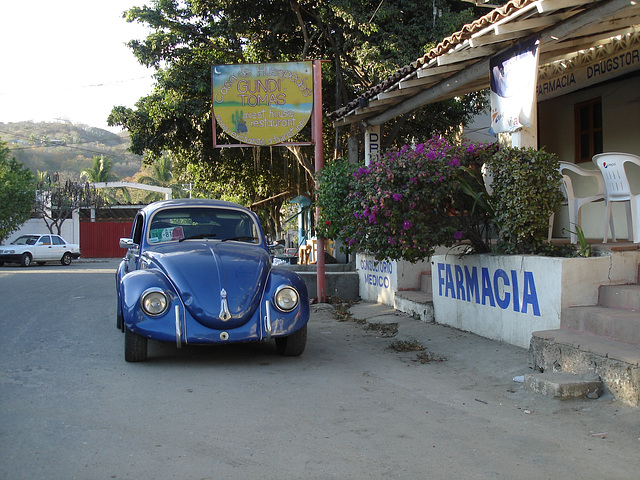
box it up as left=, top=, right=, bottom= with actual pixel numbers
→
left=179, top=233, right=217, bottom=242
left=221, top=236, right=257, bottom=242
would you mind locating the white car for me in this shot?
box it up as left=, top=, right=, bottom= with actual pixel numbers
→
left=0, top=234, right=81, bottom=267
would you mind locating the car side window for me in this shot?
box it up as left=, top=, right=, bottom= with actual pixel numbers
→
left=39, top=235, right=51, bottom=246
left=132, top=214, right=144, bottom=245
left=52, top=236, right=65, bottom=245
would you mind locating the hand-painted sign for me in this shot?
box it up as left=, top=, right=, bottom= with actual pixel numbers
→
left=360, top=258, right=393, bottom=289
left=212, top=62, right=313, bottom=145
left=435, top=262, right=540, bottom=316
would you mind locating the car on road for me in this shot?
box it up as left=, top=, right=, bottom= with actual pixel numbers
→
left=116, top=198, right=310, bottom=362
left=0, top=234, right=81, bottom=267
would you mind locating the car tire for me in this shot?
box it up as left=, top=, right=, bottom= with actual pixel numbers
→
left=117, top=305, right=125, bottom=332
left=20, top=253, right=32, bottom=267
left=275, top=324, right=307, bottom=356
left=61, top=252, right=72, bottom=266
left=124, top=328, right=148, bottom=362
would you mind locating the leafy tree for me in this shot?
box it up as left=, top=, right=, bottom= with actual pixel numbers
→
left=0, top=139, right=36, bottom=242
left=109, top=0, right=485, bottom=228
left=80, top=155, right=118, bottom=183
left=79, top=155, right=130, bottom=204
left=137, top=154, right=185, bottom=201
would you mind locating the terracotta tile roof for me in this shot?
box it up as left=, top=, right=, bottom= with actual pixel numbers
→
left=328, top=0, right=535, bottom=121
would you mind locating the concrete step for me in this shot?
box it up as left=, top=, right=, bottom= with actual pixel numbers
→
left=525, top=372, right=602, bottom=400
left=599, top=284, right=640, bottom=310
left=561, top=306, right=640, bottom=346
left=530, top=329, right=640, bottom=406
left=394, top=290, right=434, bottom=323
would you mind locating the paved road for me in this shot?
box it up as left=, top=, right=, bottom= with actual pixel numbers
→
left=0, top=259, right=638, bottom=479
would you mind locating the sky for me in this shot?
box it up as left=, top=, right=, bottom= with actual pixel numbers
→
left=0, top=0, right=155, bottom=132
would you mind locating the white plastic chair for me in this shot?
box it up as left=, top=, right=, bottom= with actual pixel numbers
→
left=558, top=162, right=608, bottom=244
left=592, top=152, right=640, bottom=243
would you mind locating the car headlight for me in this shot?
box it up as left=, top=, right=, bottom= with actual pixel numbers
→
left=274, top=286, right=299, bottom=312
left=141, top=288, right=169, bottom=316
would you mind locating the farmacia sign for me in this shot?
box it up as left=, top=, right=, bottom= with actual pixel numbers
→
left=435, top=262, right=541, bottom=316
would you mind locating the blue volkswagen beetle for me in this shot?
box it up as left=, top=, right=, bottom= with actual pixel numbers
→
left=116, top=199, right=309, bottom=362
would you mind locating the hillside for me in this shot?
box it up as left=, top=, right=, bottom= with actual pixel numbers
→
left=0, top=121, right=143, bottom=179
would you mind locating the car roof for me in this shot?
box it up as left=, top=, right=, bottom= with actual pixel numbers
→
left=139, top=199, right=253, bottom=217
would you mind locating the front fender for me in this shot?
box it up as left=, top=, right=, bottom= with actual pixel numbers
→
left=119, top=269, right=181, bottom=340
left=261, top=268, right=310, bottom=338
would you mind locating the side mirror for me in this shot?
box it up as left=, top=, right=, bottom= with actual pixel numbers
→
left=119, top=238, right=138, bottom=249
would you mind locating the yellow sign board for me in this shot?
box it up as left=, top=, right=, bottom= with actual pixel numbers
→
left=212, top=62, right=313, bottom=146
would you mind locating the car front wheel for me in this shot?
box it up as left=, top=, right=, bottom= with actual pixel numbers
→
left=275, top=324, right=307, bottom=356
left=124, top=328, right=148, bottom=362
left=61, top=252, right=72, bottom=266
left=20, top=253, right=32, bottom=267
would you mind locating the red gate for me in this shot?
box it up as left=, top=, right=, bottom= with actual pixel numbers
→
left=80, top=220, right=133, bottom=258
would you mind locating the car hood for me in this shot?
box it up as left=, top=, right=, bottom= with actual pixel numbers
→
left=0, top=245, right=31, bottom=253
left=145, top=242, right=270, bottom=330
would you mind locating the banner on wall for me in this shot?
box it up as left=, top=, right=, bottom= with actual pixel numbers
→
left=489, top=38, right=540, bottom=135
left=212, top=62, right=313, bottom=146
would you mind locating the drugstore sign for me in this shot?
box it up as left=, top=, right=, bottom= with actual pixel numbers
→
left=537, top=37, right=640, bottom=101
left=212, top=62, right=313, bottom=145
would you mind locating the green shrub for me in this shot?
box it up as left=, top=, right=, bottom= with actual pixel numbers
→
left=486, top=147, right=563, bottom=254
left=315, top=157, right=359, bottom=243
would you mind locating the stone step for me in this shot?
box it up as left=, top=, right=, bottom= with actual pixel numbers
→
left=561, top=305, right=640, bottom=346
left=394, top=290, right=434, bottom=323
left=599, top=284, right=640, bottom=310
left=530, top=329, right=640, bottom=406
left=525, top=372, right=602, bottom=400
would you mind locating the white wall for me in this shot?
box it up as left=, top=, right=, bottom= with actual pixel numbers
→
left=357, top=253, right=431, bottom=306
left=431, top=251, right=640, bottom=348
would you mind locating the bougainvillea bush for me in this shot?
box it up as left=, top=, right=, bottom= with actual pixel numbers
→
left=316, top=137, right=562, bottom=263
left=317, top=137, right=495, bottom=263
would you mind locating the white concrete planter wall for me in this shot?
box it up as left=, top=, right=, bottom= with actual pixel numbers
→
left=431, top=251, right=640, bottom=348
left=356, top=252, right=430, bottom=306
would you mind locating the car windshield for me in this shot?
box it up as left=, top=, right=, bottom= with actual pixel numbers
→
left=11, top=235, right=39, bottom=246
left=148, top=207, right=260, bottom=244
